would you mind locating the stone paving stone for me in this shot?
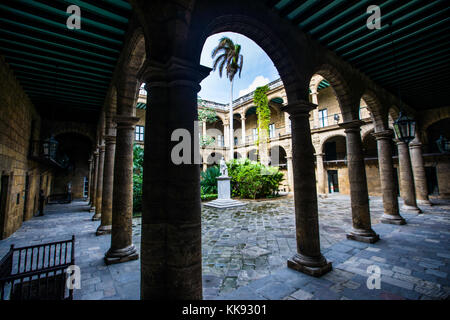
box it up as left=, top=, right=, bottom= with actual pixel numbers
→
left=255, top=281, right=297, bottom=300
left=216, top=286, right=266, bottom=300
left=425, top=269, right=447, bottom=278
left=1, top=196, right=449, bottom=300
left=289, top=289, right=314, bottom=300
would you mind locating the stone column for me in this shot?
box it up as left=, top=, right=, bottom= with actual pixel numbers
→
left=97, top=135, right=116, bottom=235
left=286, top=154, right=294, bottom=192
left=339, top=120, right=379, bottom=243
left=397, top=141, right=421, bottom=212
left=311, top=92, right=319, bottom=129
left=90, top=150, right=99, bottom=212
left=315, top=153, right=327, bottom=195
left=373, top=130, right=405, bottom=225
left=140, top=58, right=210, bottom=299
left=241, top=116, right=246, bottom=145
left=224, top=122, right=229, bottom=148
left=92, top=145, right=105, bottom=221
left=105, top=116, right=139, bottom=264
left=202, top=120, right=206, bottom=138
left=409, top=139, right=432, bottom=206
left=282, top=101, right=331, bottom=277
left=284, top=112, right=291, bottom=134
left=87, top=157, right=93, bottom=204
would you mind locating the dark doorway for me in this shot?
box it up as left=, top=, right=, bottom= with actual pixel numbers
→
left=324, top=141, right=337, bottom=161
left=0, top=175, right=9, bottom=240
left=327, top=170, right=339, bottom=193
left=425, top=167, right=439, bottom=195
left=23, top=174, right=30, bottom=221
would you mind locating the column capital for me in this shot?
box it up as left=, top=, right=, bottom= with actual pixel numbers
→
left=98, top=144, right=106, bottom=152
left=372, top=129, right=394, bottom=141
left=338, top=120, right=365, bottom=131
left=113, top=115, right=139, bottom=129
left=394, top=139, right=407, bottom=146
left=314, top=153, right=325, bottom=158
left=93, top=149, right=99, bottom=156
left=408, top=140, right=423, bottom=149
left=141, top=57, right=211, bottom=92
left=281, top=100, right=317, bottom=117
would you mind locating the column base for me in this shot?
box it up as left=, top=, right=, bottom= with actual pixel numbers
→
left=381, top=214, right=406, bottom=225
left=417, top=199, right=432, bottom=206
left=401, top=204, right=422, bottom=213
left=89, top=206, right=96, bottom=213
left=104, top=245, right=139, bottom=265
left=96, top=224, right=112, bottom=236
left=346, top=228, right=380, bottom=243
left=287, top=253, right=332, bottom=277
left=92, top=213, right=101, bottom=221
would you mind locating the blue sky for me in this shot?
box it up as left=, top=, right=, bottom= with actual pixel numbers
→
left=198, top=32, right=280, bottom=104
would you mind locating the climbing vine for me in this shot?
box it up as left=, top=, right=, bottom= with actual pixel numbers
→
left=254, top=85, right=270, bottom=148
left=198, top=99, right=218, bottom=147
left=198, top=100, right=218, bottom=124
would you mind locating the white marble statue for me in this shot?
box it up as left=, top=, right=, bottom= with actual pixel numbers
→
left=219, top=157, right=228, bottom=177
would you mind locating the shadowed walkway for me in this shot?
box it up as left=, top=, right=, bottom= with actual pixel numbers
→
left=0, top=195, right=449, bottom=300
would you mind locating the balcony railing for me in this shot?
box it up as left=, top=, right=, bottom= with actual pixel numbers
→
left=232, top=78, right=283, bottom=108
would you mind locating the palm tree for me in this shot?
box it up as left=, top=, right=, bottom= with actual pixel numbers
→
left=211, top=37, right=244, bottom=161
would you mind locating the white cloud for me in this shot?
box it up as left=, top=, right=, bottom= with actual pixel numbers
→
left=238, top=75, right=270, bottom=97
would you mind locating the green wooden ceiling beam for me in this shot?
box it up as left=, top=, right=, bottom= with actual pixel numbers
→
left=9, top=63, right=109, bottom=85
left=354, top=29, right=450, bottom=68
left=16, top=75, right=103, bottom=90
left=0, top=18, right=120, bottom=54
left=17, top=0, right=125, bottom=36
left=340, top=9, right=449, bottom=58
left=0, top=38, right=114, bottom=69
left=6, top=56, right=111, bottom=79
left=24, top=84, right=104, bottom=99
left=0, top=28, right=116, bottom=62
left=345, top=18, right=448, bottom=61
left=329, top=0, right=423, bottom=49
left=57, top=0, right=129, bottom=24
left=19, top=79, right=106, bottom=97
left=364, top=47, right=450, bottom=76
left=0, top=4, right=122, bottom=45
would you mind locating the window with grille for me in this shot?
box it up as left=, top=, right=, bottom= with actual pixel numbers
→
left=135, top=125, right=144, bottom=141
left=319, top=109, right=328, bottom=128
left=269, top=124, right=275, bottom=138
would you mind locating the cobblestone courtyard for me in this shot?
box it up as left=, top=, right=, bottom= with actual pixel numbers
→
left=0, top=194, right=449, bottom=300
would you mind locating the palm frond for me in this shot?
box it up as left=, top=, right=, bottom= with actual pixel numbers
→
left=212, top=53, right=226, bottom=72
left=238, top=54, right=243, bottom=78
left=211, top=36, right=244, bottom=82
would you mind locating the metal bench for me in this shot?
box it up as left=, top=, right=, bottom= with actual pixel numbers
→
left=0, top=236, right=75, bottom=300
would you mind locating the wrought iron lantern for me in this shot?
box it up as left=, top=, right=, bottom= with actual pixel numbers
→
left=436, top=135, right=450, bottom=153
left=42, top=135, right=58, bottom=159
left=334, top=114, right=340, bottom=122
left=393, top=112, right=416, bottom=144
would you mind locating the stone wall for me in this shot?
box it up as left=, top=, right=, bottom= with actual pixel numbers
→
left=0, top=56, right=51, bottom=239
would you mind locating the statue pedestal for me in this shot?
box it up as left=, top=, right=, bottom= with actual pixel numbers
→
left=217, top=176, right=231, bottom=200
left=204, top=176, right=245, bottom=209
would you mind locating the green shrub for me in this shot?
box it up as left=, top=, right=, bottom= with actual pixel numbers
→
left=227, top=158, right=283, bottom=199
left=200, top=166, right=220, bottom=194
left=201, top=193, right=218, bottom=201
left=133, top=144, right=144, bottom=213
